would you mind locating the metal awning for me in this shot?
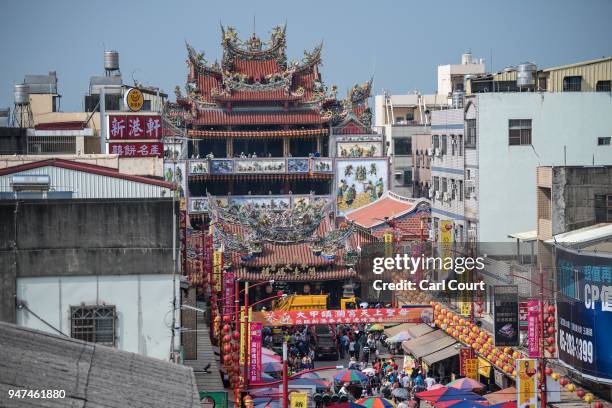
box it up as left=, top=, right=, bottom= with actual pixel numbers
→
left=507, top=230, right=537, bottom=242
left=401, top=330, right=446, bottom=356
left=422, top=344, right=459, bottom=366
left=407, top=323, right=435, bottom=338
left=403, top=331, right=456, bottom=359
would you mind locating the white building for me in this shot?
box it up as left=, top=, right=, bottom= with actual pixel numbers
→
left=437, top=52, right=486, bottom=97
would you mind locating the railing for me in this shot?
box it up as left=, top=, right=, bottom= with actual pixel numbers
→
left=187, top=157, right=334, bottom=176
left=188, top=194, right=333, bottom=213
left=331, top=125, right=385, bottom=136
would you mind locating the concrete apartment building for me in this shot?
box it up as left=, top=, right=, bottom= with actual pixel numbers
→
left=374, top=52, right=485, bottom=198
left=411, top=132, right=432, bottom=198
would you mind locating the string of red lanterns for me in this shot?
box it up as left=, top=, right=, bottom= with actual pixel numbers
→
left=431, top=302, right=602, bottom=407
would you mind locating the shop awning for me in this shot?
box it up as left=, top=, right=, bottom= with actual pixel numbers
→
left=485, top=386, right=517, bottom=404
left=407, top=324, right=435, bottom=338
left=385, top=323, right=417, bottom=337
left=401, top=330, right=446, bottom=356
left=422, top=344, right=459, bottom=366
left=404, top=331, right=457, bottom=359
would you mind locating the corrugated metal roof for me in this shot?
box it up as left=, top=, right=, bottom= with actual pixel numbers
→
left=0, top=159, right=171, bottom=199
left=547, top=223, right=612, bottom=244
left=0, top=321, right=201, bottom=408
left=542, top=56, right=612, bottom=72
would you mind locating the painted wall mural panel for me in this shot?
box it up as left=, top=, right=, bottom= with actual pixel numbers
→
left=235, top=159, right=285, bottom=173
left=312, top=158, right=333, bottom=173
left=188, top=160, right=209, bottom=175
left=337, top=141, right=383, bottom=158
left=335, top=158, right=389, bottom=214
left=163, top=162, right=186, bottom=197
left=287, top=158, right=309, bottom=173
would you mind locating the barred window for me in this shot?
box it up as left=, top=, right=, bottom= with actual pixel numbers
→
left=71, top=305, right=116, bottom=346
left=563, top=76, right=582, bottom=92
left=465, top=119, right=476, bottom=148
left=509, top=119, right=532, bottom=145
left=596, top=80, right=611, bottom=92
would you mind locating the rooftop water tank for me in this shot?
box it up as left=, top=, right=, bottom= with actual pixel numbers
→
left=452, top=90, right=465, bottom=108
left=14, top=84, right=30, bottom=105
left=104, top=50, right=120, bottom=71
left=461, top=52, right=473, bottom=65
left=517, top=62, right=537, bottom=87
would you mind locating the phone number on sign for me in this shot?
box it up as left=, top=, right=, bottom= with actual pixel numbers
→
left=8, top=389, right=66, bottom=399
left=559, top=329, right=594, bottom=364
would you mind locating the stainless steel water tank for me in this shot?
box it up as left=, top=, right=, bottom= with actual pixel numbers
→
left=14, top=84, right=30, bottom=105
left=452, top=90, right=465, bottom=108
left=104, top=50, right=120, bottom=71
left=517, top=62, right=537, bottom=87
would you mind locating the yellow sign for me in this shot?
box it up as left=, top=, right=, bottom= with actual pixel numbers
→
left=213, top=251, right=223, bottom=292
left=290, top=392, right=308, bottom=408
left=125, top=88, right=144, bottom=112
left=440, top=220, right=454, bottom=277
left=464, top=358, right=478, bottom=379
left=478, top=357, right=491, bottom=378
left=517, top=358, right=538, bottom=408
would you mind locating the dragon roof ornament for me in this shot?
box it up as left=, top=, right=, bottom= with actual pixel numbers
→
left=221, top=24, right=287, bottom=70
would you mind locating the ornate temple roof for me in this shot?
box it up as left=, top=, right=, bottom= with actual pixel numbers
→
left=171, top=25, right=373, bottom=129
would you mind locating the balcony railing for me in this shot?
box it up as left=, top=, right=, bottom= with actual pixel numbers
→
left=187, top=157, right=334, bottom=176
left=188, top=194, right=333, bottom=213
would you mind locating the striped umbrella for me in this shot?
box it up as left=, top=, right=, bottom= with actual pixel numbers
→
left=355, top=396, right=396, bottom=408
left=261, top=362, right=283, bottom=373
left=446, top=378, right=485, bottom=391
left=262, top=353, right=281, bottom=363
left=436, top=388, right=487, bottom=403
left=333, top=369, right=368, bottom=383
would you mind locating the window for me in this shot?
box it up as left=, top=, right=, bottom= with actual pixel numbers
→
left=433, top=135, right=440, bottom=149
left=563, top=76, right=582, bottom=92
left=71, top=305, right=116, bottom=346
left=465, top=119, right=476, bottom=148
left=450, top=179, right=456, bottom=199
left=441, top=135, right=448, bottom=155
left=403, top=169, right=412, bottom=186
left=538, top=77, right=548, bottom=91
left=433, top=176, right=440, bottom=191
left=451, top=136, right=456, bottom=155
left=458, top=135, right=463, bottom=156
left=598, top=137, right=611, bottom=146
left=441, top=177, right=448, bottom=193
left=459, top=180, right=464, bottom=201
left=394, top=138, right=412, bottom=155
left=596, top=81, right=611, bottom=92
left=509, top=119, right=532, bottom=145
left=406, top=111, right=415, bottom=122
left=595, top=194, right=612, bottom=222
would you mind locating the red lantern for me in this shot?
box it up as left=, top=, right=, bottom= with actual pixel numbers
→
left=547, top=346, right=556, bottom=354
left=576, top=390, right=585, bottom=398
left=594, top=402, right=604, bottom=408
left=547, top=316, right=555, bottom=324
left=223, top=355, right=232, bottom=364
left=547, top=326, right=555, bottom=335
left=222, top=334, right=231, bottom=343
left=232, top=331, right=240, bottom=340
left=223, top=344, right=232, bottom=353
left=546, top=337, right=555, bottom=345
left=222, top=324, right=231, bottom=333
left=211, top=295, right=218, bottom=303
left=545, top=367, right=553, bottom=375
left=232, top=343, right=240, bottom=352
left=560, top=378, right=569, bottom=386
left=232, top=353, right=240, bottom=362
left=547, top=305, right=555, bottom=314
left=222, top=315, right=231, bottom=323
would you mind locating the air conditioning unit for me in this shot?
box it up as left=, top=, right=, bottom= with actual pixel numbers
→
left=435, top=191, right=442, bottom=200
left=443, top=192, right=451, bottom=202
left=427, top=148, right=434, bottom=156
left=428, top=188, right=435, bottom=198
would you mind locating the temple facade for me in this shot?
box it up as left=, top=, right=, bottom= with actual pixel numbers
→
left=166, top=25, right=376, bottom=226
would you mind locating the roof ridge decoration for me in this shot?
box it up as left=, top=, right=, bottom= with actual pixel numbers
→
left=185, top=41, right=221, bottom=75
left=221, top=25, right=287, bottom=70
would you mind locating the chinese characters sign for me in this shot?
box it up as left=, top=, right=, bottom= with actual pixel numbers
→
left=459, top=347, right=475, bottom=376
left=516, top=358, right=538, bottom=408
left=493, top=285, right=519, bottom=347
left=249, top=322, right=262, bottom=383
left=109, top=142, right=162, bottom=157
left=527, top=299, right=540, bottom=358
left=108, top=115, right=163, bottom=140
left=250, top=306, right=431, bottom=326
left=223, top=273, right=235, bottom=316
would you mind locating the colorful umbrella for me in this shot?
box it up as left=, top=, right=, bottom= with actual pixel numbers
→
left=442, top=401, right=490, bottom=408
left=356, top=396, right=396, bottom=408
left=429, top=383, right=446, bottom=391
left=435, top=400, right=462, bottom=408
left=366, top=323, right=385, bottom=331
left=262, top=347, right=277, bottom=356
left=415, top=386, right=449, bottom=402
left=446, top=378, right=485, bottom=391
left=297, top=372, right=321, bottom=379
left=436, top=388, right=486, bottom=403
left=362, top=367, right=376, bottom=376
left=249, top=387, right=278, bottom=397
left=289, top=378, right=330, bottom=391
left=262, top=353, right=281, bottom=363
left=262, top=362, right=283, bottom=373
left=334, top=369, right=368, bottom=383
left=484, top=387, right=517, bottom=404
left=387, top=331, right=412, bottom=343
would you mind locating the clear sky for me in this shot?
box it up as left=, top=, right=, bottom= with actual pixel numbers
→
left=1, top=0, right=611, bottom=112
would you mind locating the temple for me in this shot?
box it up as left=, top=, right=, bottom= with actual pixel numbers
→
left=167, top=25, right=374, bottom=225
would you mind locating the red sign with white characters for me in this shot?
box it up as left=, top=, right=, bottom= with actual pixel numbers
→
left=109, top=142, right=163, bottom=157
left=108, top=115, right=163, bottom=140
left=249, top=322, right=263, bottom=383
left=527, top=299, right=541, bottom=358
left=250, top=306, right=431, bottom=326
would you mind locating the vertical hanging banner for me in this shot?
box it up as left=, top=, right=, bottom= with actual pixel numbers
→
left=223, top=273, right=235, bottom=316
left=516, top=358, right=538, bottom=408
left=213, top=251, right=223, bottom=293
left=249, top=322, right=263, bottom=383
left=519, top=302, right=529, bottom=331
left=493, top=285, right=519, bottom=346
left=459, top=347, right=475, bottom=376
left=527, top=299, right=541, bottom=358
left=439, top=221, right=454, bottom=280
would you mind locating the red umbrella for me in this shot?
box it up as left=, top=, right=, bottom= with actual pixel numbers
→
left=415, top=386, right=449, bottom=403
left=435, top=401, right=462, bottom=408
left=446, top=378, right=485, bottom=391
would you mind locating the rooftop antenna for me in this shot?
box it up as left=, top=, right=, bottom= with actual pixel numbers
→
left=253, top=14, right=256, bottom=35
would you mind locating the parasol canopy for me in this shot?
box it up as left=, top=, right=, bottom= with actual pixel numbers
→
left=356, top=396, right=396, bottom=408
left=334, top=369, right=368, bottom=383
left=446, top=378, right=485, bottom=391
left=262, top=362, right=283, bottom=373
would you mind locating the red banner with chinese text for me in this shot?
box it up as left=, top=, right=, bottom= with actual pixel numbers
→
left=249, top=322, right=263, bottom=383
left=250, top=306, right=431, bottom=326
left=109, top=142, right=163, bottom=157
left=459, top=347, right=475, bottom=376
left=108, top=115, right=163, bottom=140
left=527, top=299, right=540, bottom=358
